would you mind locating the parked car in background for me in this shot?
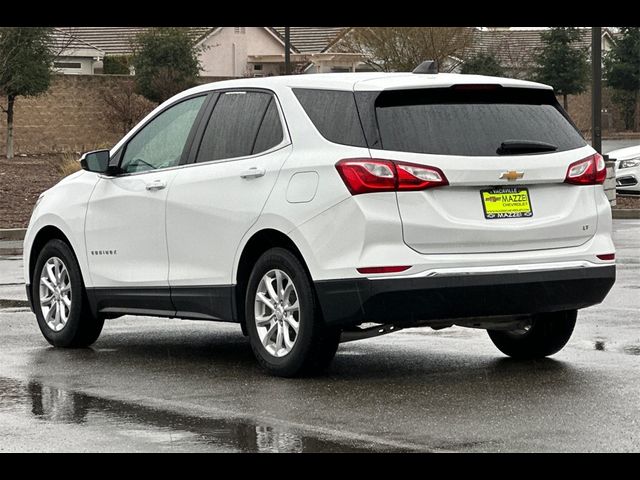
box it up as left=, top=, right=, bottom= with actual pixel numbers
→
left=609, top=144, right=640, bottom=194
left=24, top=72, right=616, bottom=377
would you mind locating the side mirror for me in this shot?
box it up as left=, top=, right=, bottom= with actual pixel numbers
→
left=79, top=149, right=111, bottom=174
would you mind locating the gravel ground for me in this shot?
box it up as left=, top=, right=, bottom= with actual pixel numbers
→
left=0, top=156, right=69, bottom=228
left=615, top=195, right=640, bottom=209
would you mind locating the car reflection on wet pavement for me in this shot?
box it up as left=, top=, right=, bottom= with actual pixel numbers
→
left=0, top=376, right=381, bottom=453
left=0, top=220, right=638, bottom=452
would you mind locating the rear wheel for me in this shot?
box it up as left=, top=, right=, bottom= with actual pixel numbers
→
left=245, top=248, right=340, bottom=377
left=32, top=239, right=104, bottom=348
left=487, top=310, right=577, bottom=359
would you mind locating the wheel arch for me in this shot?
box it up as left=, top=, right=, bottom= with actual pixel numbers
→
left=28, top=225, right=75, bottom=287
left=234, top=229, right=313, bottom=331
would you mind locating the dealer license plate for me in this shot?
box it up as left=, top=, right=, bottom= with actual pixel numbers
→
left=481, top=187, right=533, bottom=219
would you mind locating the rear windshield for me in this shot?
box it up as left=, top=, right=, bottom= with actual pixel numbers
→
left=374, top=87, right=586, bottom=156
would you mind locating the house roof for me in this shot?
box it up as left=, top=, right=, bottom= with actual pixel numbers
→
left=59, top=27, right=345, bottom=57
left=264, top=27, right=346, bottom=54
left=49, top=28, right=105, bottom=57
left=467, top=28, right=613, bottom=68
left=61, top=27, right=215, bottom=56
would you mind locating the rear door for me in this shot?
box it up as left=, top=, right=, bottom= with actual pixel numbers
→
left=365, top=86, right=598, bottom=254
left=166, top=90, right=290, bottom=319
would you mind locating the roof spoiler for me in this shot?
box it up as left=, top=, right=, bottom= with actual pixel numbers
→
left=412, top=60, right=438, bottom=74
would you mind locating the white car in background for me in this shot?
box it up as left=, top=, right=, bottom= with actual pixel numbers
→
left=609, top=144, right=640, bottom=194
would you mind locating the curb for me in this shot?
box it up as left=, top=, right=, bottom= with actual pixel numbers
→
left=612, top=209, right=640, bottom=219
left=0, top=249, right=23, bottom=256
left=0, top=229, right=26, bottom=241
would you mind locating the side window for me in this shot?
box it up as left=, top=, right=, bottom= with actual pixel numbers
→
left=196, top=91, right=283, bottom=163
left=293, top=88, right=367, bottom=147
left=253, top=98, right=284, bottom=154
left=120, top=96, right=206, bottom=174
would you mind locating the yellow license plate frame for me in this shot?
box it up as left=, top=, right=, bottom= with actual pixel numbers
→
left=481, top=187, right=533, bottom=219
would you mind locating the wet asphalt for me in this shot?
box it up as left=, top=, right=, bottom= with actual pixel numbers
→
left=0, top=220, right=638, bottom=453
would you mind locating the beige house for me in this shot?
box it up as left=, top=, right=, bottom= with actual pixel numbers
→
left=50, top=28, right=105, bottom=75
left=199, top=27, right=366, bottom=77
left=56, top=27, right=614, bottom=79
left=58, top=27, right=363, bottom=78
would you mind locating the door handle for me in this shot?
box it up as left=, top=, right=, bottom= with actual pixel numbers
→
left=240, top=167, right=266, bottom=179
left=145, top=179, right=167, bottom=191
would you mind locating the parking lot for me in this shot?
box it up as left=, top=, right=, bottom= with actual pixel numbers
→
left=0, top=219, right=638, bottom=452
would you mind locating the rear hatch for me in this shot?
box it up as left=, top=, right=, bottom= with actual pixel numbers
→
left=364, top=85, right=598, bottom=254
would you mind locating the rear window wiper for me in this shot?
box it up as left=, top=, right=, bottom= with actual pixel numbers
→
left=497, top=140, right=558, bottom=155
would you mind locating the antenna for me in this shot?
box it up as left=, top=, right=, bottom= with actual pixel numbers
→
left=412, top=60, right=439, bottom=74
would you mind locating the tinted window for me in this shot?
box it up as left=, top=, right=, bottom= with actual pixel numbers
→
left=293, top=89, right=367, bottom=147
left=197, top=91, right=280, bottom=162
left=375, top=88, right=586, bottom=156
left=120, top=96, right=205, bottom=174
left=253, top=98, right=284, bottom=154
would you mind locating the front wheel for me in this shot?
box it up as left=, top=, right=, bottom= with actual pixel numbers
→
left=245, top=248, right=340, bottom=377
left=32, top=239, right=104, bottom=348
left=487, top=310, right=577, bottom=359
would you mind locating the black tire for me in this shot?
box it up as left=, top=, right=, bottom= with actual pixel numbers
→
left=487, top=310, right=577, bottom=359
left=32, top=239, right=104, bottom=348
left=245, top=248, right=340, bottom=377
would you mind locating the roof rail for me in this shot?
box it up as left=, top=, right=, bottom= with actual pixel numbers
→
left=412, top=60, right=438, bottom=74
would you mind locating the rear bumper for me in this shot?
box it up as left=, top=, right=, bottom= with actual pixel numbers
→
left=315, top=266, right=616, bottom=328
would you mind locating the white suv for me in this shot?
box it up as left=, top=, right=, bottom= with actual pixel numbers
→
left=24, top=72, right=616, bottom=377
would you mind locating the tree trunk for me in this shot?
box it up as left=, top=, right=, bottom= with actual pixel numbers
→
left=563, top=94, right=568, bottom=111
left=6, top=95, right=15, bottom=160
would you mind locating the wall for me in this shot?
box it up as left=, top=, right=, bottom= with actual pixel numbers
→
left=0, top=74, right=230, bottom=155
left=564, top=87, right=640, bottom=136
left=198, top=27, right=284, bottom=77
left=0, top=75, right=132, bottom=154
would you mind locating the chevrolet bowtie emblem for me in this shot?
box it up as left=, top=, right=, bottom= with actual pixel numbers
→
left=500, top=171, right=524, bottom=181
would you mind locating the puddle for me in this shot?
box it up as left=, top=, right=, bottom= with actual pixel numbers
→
left=623, top=345, right=640, bottom=356
left=0, top=299, right=30, bottom=309
left=0, top=376, right=385, bottom=452
left=594, top=340, right=606, bottom=351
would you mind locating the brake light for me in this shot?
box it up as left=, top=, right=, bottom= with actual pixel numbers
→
left=596, top=253, right=615, bottom=261
left=336, top=159, right=448, bottom=195
left=451, top=84, right=501, bottom=91
left=565, top=153, right=606, bottom=185
left=357, top=266, right=411, bottom=274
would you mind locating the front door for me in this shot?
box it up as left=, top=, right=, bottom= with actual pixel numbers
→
left=84, top=95, right=207, bottom=314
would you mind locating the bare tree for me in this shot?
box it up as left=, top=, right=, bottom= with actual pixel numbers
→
left=337, top=27, right=474, bottom=72
left=100, top=79, right=156, bottom=135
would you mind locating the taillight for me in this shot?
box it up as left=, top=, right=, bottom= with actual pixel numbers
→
left=335, top=159, right=396, bottom=195
left=336, top=159, right=448, bottom=195
left=565, top=153, right=606, bottom=185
